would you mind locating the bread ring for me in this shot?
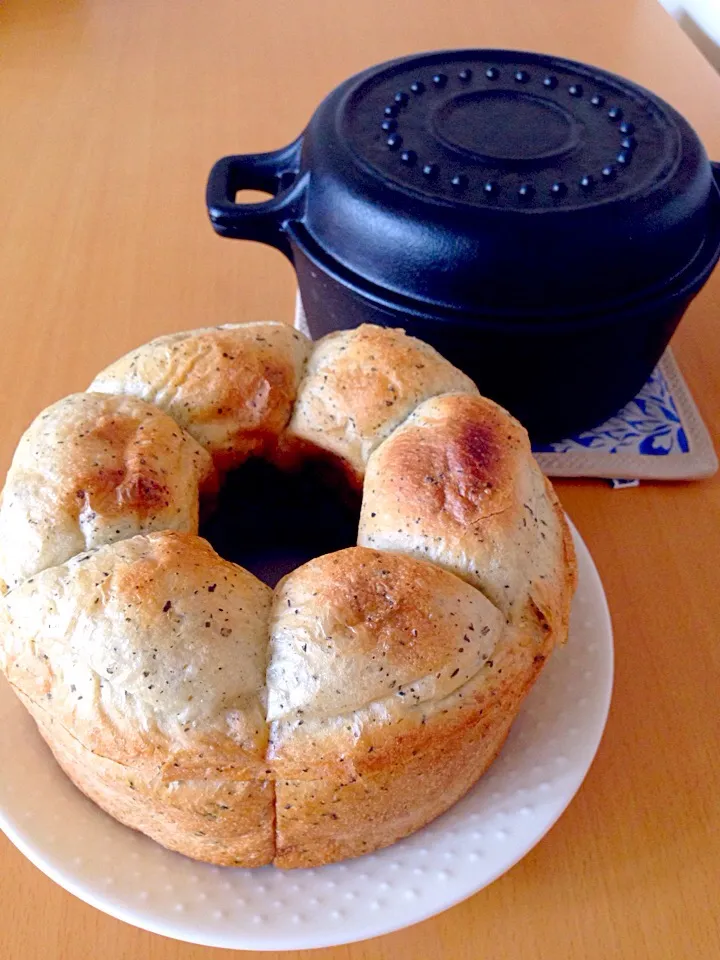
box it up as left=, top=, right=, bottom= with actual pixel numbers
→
left=0, top=322, right=575, bottom=867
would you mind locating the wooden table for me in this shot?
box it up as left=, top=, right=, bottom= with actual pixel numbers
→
left=1, top=1, right=719, bottom=957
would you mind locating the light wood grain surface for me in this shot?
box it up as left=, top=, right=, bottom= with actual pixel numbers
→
left=1, top=1, right=719, bottom=958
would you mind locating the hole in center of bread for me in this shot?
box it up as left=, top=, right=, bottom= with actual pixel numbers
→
left=199, top=459, right=360, bottom=588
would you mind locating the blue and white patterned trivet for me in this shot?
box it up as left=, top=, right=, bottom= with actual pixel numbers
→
left=533, top=350, right=717, bottom=481
left=294, top=295, right=717, bottom=482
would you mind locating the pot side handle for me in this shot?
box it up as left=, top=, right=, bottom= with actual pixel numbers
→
left=206, top=138, right=304, bottom=260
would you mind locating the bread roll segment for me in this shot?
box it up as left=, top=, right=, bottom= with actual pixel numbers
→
left=0, top=393, right=214, bottom=593
left=266, top=546, right=503, bottom=725
left=359, top=392, right=576, bottom=640
left=0, top=531, right=271, bottom=776
left=277, top=324, right=479, bottom=484
left=0, top=531, right=275, bottom=865
left=264, top=545, right=562, bottom=868
left=90, top=323, right=311, bottom=471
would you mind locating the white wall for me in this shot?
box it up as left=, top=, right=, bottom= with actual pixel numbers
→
left=659, top=0, right=720, bottom=69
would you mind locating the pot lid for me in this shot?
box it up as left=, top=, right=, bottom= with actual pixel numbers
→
left=292, top=49, right=716, bottom=313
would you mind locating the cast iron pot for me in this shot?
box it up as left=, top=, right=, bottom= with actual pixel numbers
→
left=206, top=49, right=720, bottom=442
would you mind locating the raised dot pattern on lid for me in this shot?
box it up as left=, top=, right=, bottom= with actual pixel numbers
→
left=341, top=52, right=677, bottom=210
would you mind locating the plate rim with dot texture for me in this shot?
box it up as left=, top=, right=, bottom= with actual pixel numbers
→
left=0, top=519, right=612, bottom=951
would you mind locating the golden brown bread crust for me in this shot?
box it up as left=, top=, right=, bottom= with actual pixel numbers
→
left=273, top=721, right=513, bottom=868
left=276, top=324, right=479, bottom=484
left=0, top=393, right=215, bottom=592
left=359, top=393, right=577, bottom=642
left=90, top=323, right=311, bottom=472
left=0, top=531, right=275, bottom=865
left=0, top=324, right=576, bottom=869
left=25, top=696, right=274, bottom=867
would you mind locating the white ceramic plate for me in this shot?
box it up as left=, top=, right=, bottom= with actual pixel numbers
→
left=0, top=523, right=612, bottom=951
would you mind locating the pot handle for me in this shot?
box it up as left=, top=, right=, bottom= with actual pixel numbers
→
left=206, top=138, right=304, bottom=259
